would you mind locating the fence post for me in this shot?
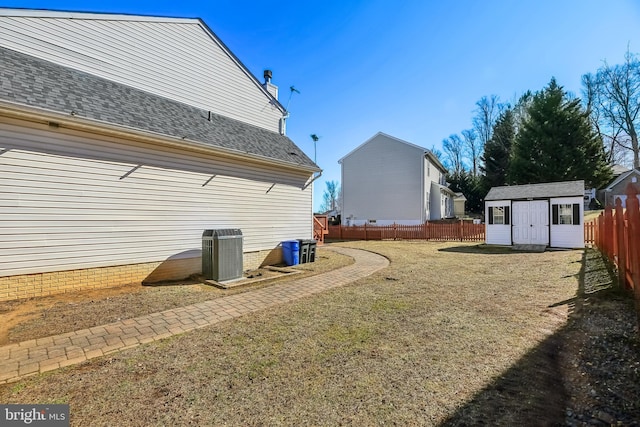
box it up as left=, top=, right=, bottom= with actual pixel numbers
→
left=615, top=198, right=626, bottom=290
left=394, top=222, right=397, bottom=240
left=604, top=206, right=613, bottom=261
left=459, top=219, right=463, bottom=242
left=623, top=183, right=640, bottom=337
left=364, top=223, right=367, bottom=241
left=597, top=212, right=603, bottom=250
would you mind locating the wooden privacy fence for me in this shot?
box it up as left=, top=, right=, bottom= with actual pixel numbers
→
left=586, top=183, right=640, bottom=335
left=326, top=221, right=485, bottom=242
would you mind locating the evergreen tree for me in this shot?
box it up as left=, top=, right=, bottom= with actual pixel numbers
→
left=481, top=107, right=515, bottom=192
left=508, top=78, right=612, bottom=188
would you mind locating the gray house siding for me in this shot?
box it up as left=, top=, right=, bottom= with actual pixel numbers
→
left=341, top=134, right=424, bottom=225
left=340, top=133, right=452, bottom=225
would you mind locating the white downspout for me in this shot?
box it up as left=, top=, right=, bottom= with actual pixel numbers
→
left=279, top=112, right=289, bottom=136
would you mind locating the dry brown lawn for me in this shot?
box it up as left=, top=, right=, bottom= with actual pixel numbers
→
left=584, top=209, right=603, bottom=222
left=1, top=241, right=637, bottom=426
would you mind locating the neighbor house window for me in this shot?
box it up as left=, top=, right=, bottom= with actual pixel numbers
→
left=552, top=203, right=580, bottom=225
left=488, top=206, right=510, bottom=225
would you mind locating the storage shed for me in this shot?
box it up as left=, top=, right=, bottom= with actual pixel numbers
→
left=485, top=180, right=585, bottom=249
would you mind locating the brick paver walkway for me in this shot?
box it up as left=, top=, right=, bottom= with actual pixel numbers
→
left=0, top=246, right=388, bottom=384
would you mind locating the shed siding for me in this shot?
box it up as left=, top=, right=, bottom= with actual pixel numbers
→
left=0, top=119, right=312, bottom=277
left=485, top=200, right=512, bottom=245
left=0, top=16, right=283, bottom=133
left=549, top=196, right=584, bottom=248
left=342, top=134, right=423, bottom=225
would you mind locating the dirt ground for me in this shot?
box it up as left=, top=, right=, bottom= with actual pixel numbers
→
left=1, top=241, right=638, bottom=426
left=0, top=248, right=353, bottom=345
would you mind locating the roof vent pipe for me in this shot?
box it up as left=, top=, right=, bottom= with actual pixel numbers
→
left=262, top=69, right=278, bottom=100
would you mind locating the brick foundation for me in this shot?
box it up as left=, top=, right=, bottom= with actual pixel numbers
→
left=0, top=248, right=284, bottom=302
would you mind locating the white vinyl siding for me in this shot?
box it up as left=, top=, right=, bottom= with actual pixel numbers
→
left=0, top=15, right=283, bottom=133
left=341, top=134, right=423, bottom=225
left=424, top=158, right=430, bottom=220
left=485, top=200, right=512, bottom=245
left=550, top=197, right=584, bottom=248
left=0, top=119, right=312, bottom=277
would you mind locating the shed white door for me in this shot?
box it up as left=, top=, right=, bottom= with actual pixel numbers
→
left=512, top=201, right=549, bottom=245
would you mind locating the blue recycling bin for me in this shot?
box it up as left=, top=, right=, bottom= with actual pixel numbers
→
left=282, top=240, right=300, bottom=266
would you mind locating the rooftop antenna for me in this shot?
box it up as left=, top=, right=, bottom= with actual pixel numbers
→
left=310, top=134, right=320, bottom=163
left=286, top=86, right=300, bottom=112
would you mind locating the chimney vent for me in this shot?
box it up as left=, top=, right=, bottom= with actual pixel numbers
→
left=262, top=69, right=278, bottom=100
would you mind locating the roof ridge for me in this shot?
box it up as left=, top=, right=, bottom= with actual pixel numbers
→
left=0, top=7, right=199, bottom=23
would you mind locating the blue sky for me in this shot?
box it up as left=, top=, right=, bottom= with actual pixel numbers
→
left=4, top=0, right=640, bottom=211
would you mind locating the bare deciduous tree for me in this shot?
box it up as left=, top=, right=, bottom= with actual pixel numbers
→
left=584, top=49, right=640, bottom=168
left=582, top=73, right=629, bottom=165
left=472, top=95, right=502, bottom=151
left=320, top=180, right=340, bottom=213
left=461, top=129, right=480, bottom=177
left=442, top=134, right=465, bottom=175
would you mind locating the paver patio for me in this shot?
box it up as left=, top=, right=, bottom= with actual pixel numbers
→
left=0, top=246, right=388, bottom=384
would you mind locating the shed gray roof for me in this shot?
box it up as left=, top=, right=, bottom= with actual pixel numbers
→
left=0, top=47, right=318, bottom=171
left=485, top=180, right=585, bottom=201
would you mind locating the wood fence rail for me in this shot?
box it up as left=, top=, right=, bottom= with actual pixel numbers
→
left=313, top=215, right=329, bottom=245
left=586, top=183, right=640, bottom=336
left=326, top=221, right=485, bottom=242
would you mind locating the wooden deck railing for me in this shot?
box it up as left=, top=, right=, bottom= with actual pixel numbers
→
left=586, top=183, right=640, bottom=336
left=313, top=215, right=329, bottom=245
left=326, top=221, right=485, bottom=242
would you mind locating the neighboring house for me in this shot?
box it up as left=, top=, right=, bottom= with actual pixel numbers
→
left=339, top=132, right=455, bottom=226
left=601, top=168, right=640, bottom=208
left=0, top=9, right=319, bottom=301
left=485, top=180, right=584, bottom=249
left=453, top=193, right=467, bottom=218
left=321, top=209, right=341, bottom=226
left=586, top=164, right=628, bottom=208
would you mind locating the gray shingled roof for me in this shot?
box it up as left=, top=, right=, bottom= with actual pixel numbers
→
left=0, top=47, right=318, bottom=170
left=485, top=180, right=585, bottom=201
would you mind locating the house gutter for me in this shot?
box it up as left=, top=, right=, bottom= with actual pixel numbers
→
left=302, top=171, right=323, bottom=190
left=0, top=101, right=321, bottom=174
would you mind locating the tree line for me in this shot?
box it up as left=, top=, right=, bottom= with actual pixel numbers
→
left=443, top=49, right=640, bottom=213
